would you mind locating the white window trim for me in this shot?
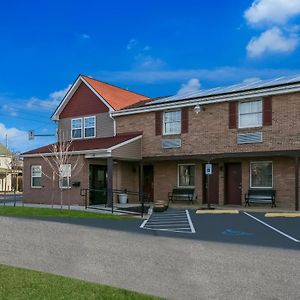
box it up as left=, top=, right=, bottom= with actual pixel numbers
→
left=71, top=118, right=83, bottom=140
left=84, top=116, right=96, bottom=138
left=177, top=164, right=195, bottom=188
left=31, top=165, right=42, bottom=188
left=250, top=161, right=273, bottom=189
left=163, top=109, right=181, bottom=136
left=238, top=99, right=263, bottom=129
left=59, top=164, right=72, bottom=189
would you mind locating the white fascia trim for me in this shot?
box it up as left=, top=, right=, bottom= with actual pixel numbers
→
left=85, top=152, right=112, bottom=158
left=80, top=77, right=115, bottom=112
left=22, top=149, right=111, bottom=158
left=51, top=77, right=82, bottom=121
left=51, top=76, right=115, bottom=121
left=21, top=136, right=142, bottom=158
left=111, top=83, right=300, bottom=117
left=108, top=135, right=142, bottom=151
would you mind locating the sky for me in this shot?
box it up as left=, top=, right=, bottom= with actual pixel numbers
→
left=1, top=0, right=300, bottom=152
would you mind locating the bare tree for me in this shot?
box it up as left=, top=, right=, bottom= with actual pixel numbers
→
left=40, top=131, right=83, bottom=209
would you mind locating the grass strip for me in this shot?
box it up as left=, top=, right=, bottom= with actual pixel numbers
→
left=0, top=206, right=135, bottom=220
left=0, top=264, right=160, bottom=300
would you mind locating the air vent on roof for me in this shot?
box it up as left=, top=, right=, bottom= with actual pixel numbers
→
left=237, top=132, right=263, bottom=144
left=161, top=139, right=181, bottom=149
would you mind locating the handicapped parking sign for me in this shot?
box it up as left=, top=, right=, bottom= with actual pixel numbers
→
left=205, top=163, right=212, bottom=175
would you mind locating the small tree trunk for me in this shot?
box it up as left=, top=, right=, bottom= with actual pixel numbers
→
left=60, top=188, right=63, bottom=210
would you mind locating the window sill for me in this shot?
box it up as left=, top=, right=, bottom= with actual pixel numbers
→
left=238, top=126, right=263, bottom=131
left=162, top=133, right=181, bottom=137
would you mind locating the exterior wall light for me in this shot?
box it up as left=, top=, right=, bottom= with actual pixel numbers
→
left=194, top=104, right=201, bottom=114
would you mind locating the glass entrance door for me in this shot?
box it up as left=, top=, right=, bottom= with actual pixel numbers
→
left=89, top=165, right=107, bottom=205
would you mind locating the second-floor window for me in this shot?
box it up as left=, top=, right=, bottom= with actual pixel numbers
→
left=163, top=110, right=181, bottom=135
left=239, top=100, right=262, bottom=128
left=71, top=118, right=82, bottom=139
left=84, top=116, right=96, bottom=138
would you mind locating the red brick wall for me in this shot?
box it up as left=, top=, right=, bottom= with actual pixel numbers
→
left=116, top=93, right=300, bottom=157
left=151, top=157, right=298, bottom=209
left=23, top=155, right=88, bottom=205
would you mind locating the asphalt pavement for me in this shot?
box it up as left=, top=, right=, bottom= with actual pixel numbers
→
left=0, top=212, right=300, bottom=300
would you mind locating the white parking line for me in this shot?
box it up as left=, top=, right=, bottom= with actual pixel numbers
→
left=243, top=212, right=300, bottom=243
left=140, top=209, right=196, bottom=233
left=146, top=220, right=189, bottom=223
left=186, top=210, right=196, bottom=233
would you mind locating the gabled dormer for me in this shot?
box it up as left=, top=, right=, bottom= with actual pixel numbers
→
left=51, top=75, right=149, bottom=140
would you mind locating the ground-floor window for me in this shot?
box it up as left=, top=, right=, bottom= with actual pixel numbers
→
left=31, top=165, right=42, bottom=188
left=178, top=164, right=195, bottom=187
left=250, top=161, right=273, bottom=188
left=59, top=164, right=71, bottom=189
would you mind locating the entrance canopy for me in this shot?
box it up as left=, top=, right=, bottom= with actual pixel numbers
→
left=22, top=132, right=142, bottom=160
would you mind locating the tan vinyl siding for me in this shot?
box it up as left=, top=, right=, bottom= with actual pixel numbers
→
left=58, top=112, right=114, bottom=140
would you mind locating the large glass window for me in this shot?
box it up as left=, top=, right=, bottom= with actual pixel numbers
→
left=71, top=118, right=82, bottom=139
left=59, top=164, right=71, bottom=189
left=239, top=100, right=262, bottom=128
left=31, top=165, right=42, bottom=188
left=84, top=116, right=96, bottom=138
left=250, top=161, right=273, bottom=188
left=163, top=110, right=181, bottom=135
left=178, top=164, right=195, bottom=187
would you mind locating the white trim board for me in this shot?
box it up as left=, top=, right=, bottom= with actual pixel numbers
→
left=52, top=75, right=115, bottom=121
left=111, top=83, right=300, bottom=117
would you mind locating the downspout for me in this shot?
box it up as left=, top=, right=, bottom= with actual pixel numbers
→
left=109, top=109, right=116, bottom=137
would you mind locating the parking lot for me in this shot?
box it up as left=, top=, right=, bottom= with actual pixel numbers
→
left=140, top=209, right=300, bottom=250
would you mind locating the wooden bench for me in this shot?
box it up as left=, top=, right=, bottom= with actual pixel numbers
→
left=245, top=189, right=276, bottom=208
left=168, top=188, right=195, bottom=204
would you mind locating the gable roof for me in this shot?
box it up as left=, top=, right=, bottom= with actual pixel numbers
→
left=52, top=75, right=149, bottom=120
left=22, top=132, right=142, bottom=156
left=81, top=75, right=149, bottom=110
left=0, top=144, right=11, bottom=156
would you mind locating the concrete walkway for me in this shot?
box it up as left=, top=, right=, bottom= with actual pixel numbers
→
left=0, top=216, right=299, bottom=300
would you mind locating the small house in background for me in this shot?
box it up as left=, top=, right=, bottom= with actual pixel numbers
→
left=0, top=144, right=23, bottom=192
left=0, top=144, right=12, bottom=191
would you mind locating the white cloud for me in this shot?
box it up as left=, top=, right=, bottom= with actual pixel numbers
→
left=247, top=27, right=299, bottom=57
left=26, top=85, right=71, bottom=111
left=0, top=123, right=28, bottom=152
left=80, top=33, right=90, bottom=39
left=2, top=104, right=18, bottom=117
left=126, top=38, right=138, bottom=50
left=245, top=0, right=300, bottom=26
left=134, top=54, right=166, bottom=70
left=0, top=122, right=55, bottom=153
left=176, top=79, right=201, bottom=96
left=96, top=66, right=300, bottom=84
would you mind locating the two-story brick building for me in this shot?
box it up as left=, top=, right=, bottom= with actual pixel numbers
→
left=23, top=75, right=300, bottom=210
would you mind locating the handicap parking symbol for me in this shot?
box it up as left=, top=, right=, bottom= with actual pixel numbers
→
left=222, top=229, right=254, bottom=236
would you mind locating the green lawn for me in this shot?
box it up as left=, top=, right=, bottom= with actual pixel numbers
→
left=0, top=264, right=161, bottom=300
left=0, top=206, right=134, bottom=220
